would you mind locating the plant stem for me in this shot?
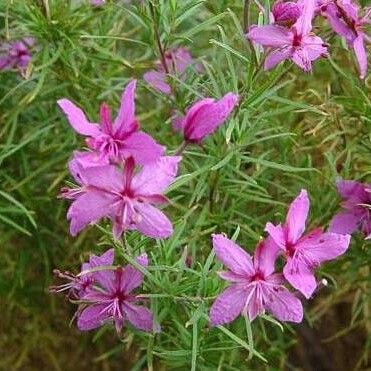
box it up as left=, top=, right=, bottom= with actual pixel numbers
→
left=174, top=141, right=188, bottom=155
left=243, top=0, right=251, bottom=32
left=149, top=1, right=169, bottom=73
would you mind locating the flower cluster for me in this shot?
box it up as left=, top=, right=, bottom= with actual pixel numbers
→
left=57, top=79, right=238, bottom=240
left=48, top=0, right=367, bottom=340
left=247, top=0, right=370, bottom=78
left=53, top=75, right=238, bottom=332
left=210, top=189, right=351, bottom=326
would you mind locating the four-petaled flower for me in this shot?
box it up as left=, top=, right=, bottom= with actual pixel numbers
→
left=329, top=179, right=371, bottom=239
left=57, top=80, right=164, bottom=166
left=210, top=234, right=303, bottom=326
left=62, top=155, right=181, bottom=239
left=248, top=0, right=328, bottom=71
left=172, top=93, right=239, bottom=144
left=265, top=189, right=351, bottom=298
left=77, top=252, right=160, bottom=333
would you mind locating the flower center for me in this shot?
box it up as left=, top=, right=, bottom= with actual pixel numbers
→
left=251, top=271, right=264, bottom=282
left=286, top=242, right=296, bottom=258
left=292, top=32, right=302, bottom=47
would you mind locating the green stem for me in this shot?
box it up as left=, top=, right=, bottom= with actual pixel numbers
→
left=244, top=314, right=254, bottom=360
left=174, top=141, right=188, bottom=155
left=149, top=1, right=169, bottom=74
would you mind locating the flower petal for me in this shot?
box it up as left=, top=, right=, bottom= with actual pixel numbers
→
left=77, top=304, right=111, bottom=331
left=303, top=35, right=328, bottom=62
left=212, top=234, right=254, bottom=276
left=247, top=25, right=292, bottom=47
left=294, top=0, right=315, bottom=36
left=353, top=34, right=367, bottom=79
left=336, top=179, right=367, bottom=201
left=67, top=191, right=117, bottom=236
left=209, top=285, right=249, bottom=326
left=81, top=249, right=116, bottom=292
left=134, top=203, right=173, bottom=238
left=113, top=80, right=138, bottom=136
left=264, top=47, right=292, bottom=70
left=296, top=232, right=351, bottom=264
left=144, top=70, right=172, bottom=95
left=292, top=48, right=312, bottom=72
left=217, top=271, right=247, bottom=283
left=131, top=156, right=181, bottom=196
left=89, top=248, right=114, bottom=267
left=283, top=256, right=317, bottom=299
left=285, top=189, right=309, bottom=244
left=253, top=237, right=280, bottom=276
left=322, top=3, right=354, bottom=41
left=123, top=302, right=158, bottom=332
left=69, top=151, right=108, bottom=175
left=264, top=223, right=286, bottom=249
left=121, top=253, right=148, bottom=294
left=73, top=163, right=123, bottom=192
left=122, top=131, right=165, bottom=165
left=57, top=99, right=101, bottom=136
left=265, top=286, right=303, bottom=323
left=329, top=210, right=362, bottom=235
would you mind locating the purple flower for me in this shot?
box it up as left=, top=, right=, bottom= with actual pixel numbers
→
left=144, top=48, right=203, bottom=95
left=209, top=234, right=303, bottom=326
left=0, top=38, right=35, bottom=74
left=61, top=155, right=181, bottom=239
left=318, top=0, right=370, bottom=78
left=172, top=93, right=239, bottom=144
left=329, top=179, right=371, bottom=238
left=50, top=249, right=114, bottom=298
left=272, top=0, right=301, bottom=26
left=265, top=189, right=351, bottom=299
left=248, top=0, right=328, bottom=71
left=57, top=80, right=164, bottom=166
left=78, top=252, right=159, bottom=333
left=52, top=249, right=159, bottom=334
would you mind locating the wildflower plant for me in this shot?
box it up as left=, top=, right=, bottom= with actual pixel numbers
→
left=0, top=0, right=370, bottom=370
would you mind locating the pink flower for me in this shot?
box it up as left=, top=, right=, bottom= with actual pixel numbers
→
left=248, top=0, right=328, bottom=71
left=61, top=155, right=181, bottom=239
left=50, top=249, right=114, bottom=298
left=265, top=189, right=351, bottom=299
left=329, top=179, right=371, bottom=238
left=272, top=1, right=301, bottom=26
left=57, top=80, right=164, bottom=166
left=318, top=0, right=370, bottom=78
left=0, top=38, right=35, bottom=74
left=52, top=250, right=159, bottom=334
left=172, top=93, right=239, bottom=144
left=209, top=234, right=303, bottom=326
left=78, top=252, right=159, bottom=333
left=144, top=48, right=203, bottom=95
